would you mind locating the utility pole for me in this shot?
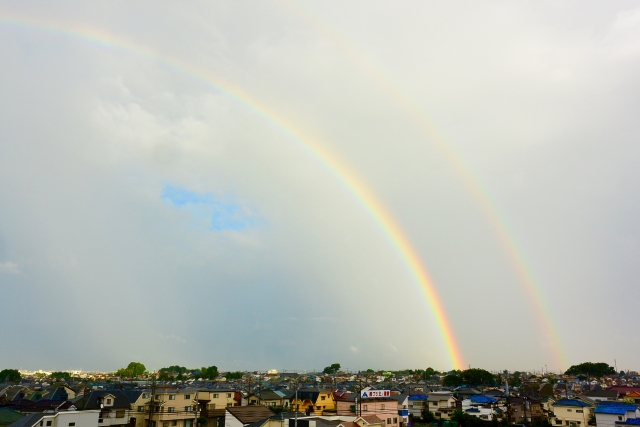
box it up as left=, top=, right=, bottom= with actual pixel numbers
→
left=505, top=373, right=512, bottom=425
left=294, top=377, right=298, bottom=427
left=193, top=387, right=199, bottom=427
left=147, top=373, right=157, bottom=427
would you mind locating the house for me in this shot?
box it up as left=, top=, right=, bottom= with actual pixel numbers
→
left=583, top=391, right=619, bottom=402
left=0, top=387, right=31, bottom=404
left=625, top=392, right=640, bottom=405
left=334, top=394, right=399, bottom=427
left=247, top=391, right=288, bottom=409
left=121, top=390, right=150, bottom=427
left=594, top=402, right=640, bottom=427
left=290, top=390, right=335, bottom=416
left=387, top=394, right=409, bottom=426
left=40, top=386, right=77, bottom=402
left=0, top=408, right=25, bottom=427
left=197, top=389, right=242, bottom=427
left=7, top=410, right=100, bottom=427
left=509, top=397, right=544, bottom=424
left=143, top=389, right=199, bottom=427
left=224, top=406, right=274, bottom=427
left=425, top=392, right=456, bottom=420
left=72, top=390, right=132, bottom=427
left=405, top=394, right=428, bottom=419
left=549, top=398, right=595, bottom=427
left=461, top=395, right=498, bottom=421
left=334, top=416, right=385, bottom=427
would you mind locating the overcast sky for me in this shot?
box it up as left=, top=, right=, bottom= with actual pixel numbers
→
left=2, top=1, right=640, bottom=374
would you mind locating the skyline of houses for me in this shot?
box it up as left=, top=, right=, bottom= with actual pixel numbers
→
left=3, top=367, right=640, bottom=427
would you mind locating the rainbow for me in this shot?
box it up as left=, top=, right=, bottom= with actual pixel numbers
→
left=0, top=12, right=466, bottom=369
left=287, top=1, right=569, bottom=369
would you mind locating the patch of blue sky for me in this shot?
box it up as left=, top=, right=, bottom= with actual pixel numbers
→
left=162, top=184, right=259, bottom=231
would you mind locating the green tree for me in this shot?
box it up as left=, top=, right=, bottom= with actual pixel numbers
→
left=509, top=372, right=522, bottom=387
left=0, top=369, right=21, bottom=383
left=421, top=408, right=435, bottom=423
left=201, top=366, right=218, bottom=380
left=533, top=418, right=551, bottom=427
left=158, top=366, right=189, bottom=380
left=451, top=409, right=484, bottom=427
left=225, top=371, right=243, bottom=380
left=323, top=363, right=341, bottom=374
left=461, top=368, right=495, bottom=386
left=115, top=362, right=146, bottom=378
left=443, top=373, right=464, bottom=387
left=565, top=363, right=615, bottom=378
left=50, top=372, right=72, bottom=381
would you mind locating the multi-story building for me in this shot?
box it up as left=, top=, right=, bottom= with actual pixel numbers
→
left=335, top=395, right=399, bottom=427
left=197, top=389, right=241, bottom=427
left=549, top=398, right=595, bottom=427
left=144, top=389, right=199, bottom=427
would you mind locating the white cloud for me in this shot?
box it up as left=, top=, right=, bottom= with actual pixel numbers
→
left=0, top=261, right=20, bottom=275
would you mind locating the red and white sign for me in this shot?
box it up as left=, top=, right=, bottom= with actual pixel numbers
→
left=361, top=390, right=390, bottom=398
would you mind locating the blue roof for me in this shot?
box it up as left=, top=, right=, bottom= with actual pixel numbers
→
left=470, top=395, right=498, bottom=404
left=408, top=395, right=429, bottom=400
left=595, top=402, right=638, bottom=415
left=617, top=420, right=640, bottom=426
left=553, top=399, right=592, bottom=408
left=465, top=408, right=480, bottom=413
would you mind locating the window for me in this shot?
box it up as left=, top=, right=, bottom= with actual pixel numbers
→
left=169, top=395, right=176, bottom=400
left=619, top=417, right=623, bottom=421
left=381, top=404, right=385, bottom=410
left=185, top=406, right=193, bottom=412
left=567, top=409, right=572, bottom=412
left=435, top=413, right=441, bottom=417
left=47, top=422, right=52, bottom=426
left=213, top=394, right=219, bottom=398
left=226, top=394, right=231, bottom=398
left=69, top=423, right=76, bottom=426
left=321, top=396, right=326, bottom=401
left=116, top=411, right=125, bottom=418
left=107, top=399, right=112, bottom=404
left=40, top=422, right=43, bottom=426
left=143, top=393, right=150, bottom=399
left=387, top=419, right=392, bottom=424
left=164, top=423, right=169, bottom=427
left=138, top=406, right=144, bottom=412
left=394, top=418, right=398, bottom=423
left=432, top=402, right=437, bottom=406
left=227, top=403, right=232, bottom=407
left=316, top=406, right=321, bottom=410
left=364, top=405, right=368, bottom=411
left=185, top=395, right=191, bottom=399
left=99, top=420, right=103, bottom=424
left=576, top=410, right=583, bottom=413
left=168, top=407, right=175, bottom=413
left=172, top=422, right=177, bottom=426
left=156, top=395, right=161, bottom=400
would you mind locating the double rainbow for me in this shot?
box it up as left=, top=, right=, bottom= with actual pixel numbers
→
left=0, top=12, right=466, bottom=369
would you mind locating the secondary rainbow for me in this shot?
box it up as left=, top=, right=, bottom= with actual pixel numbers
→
left=287, top=1, right=569, bottom=369
left=0, top=12, right=465, bottom=369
